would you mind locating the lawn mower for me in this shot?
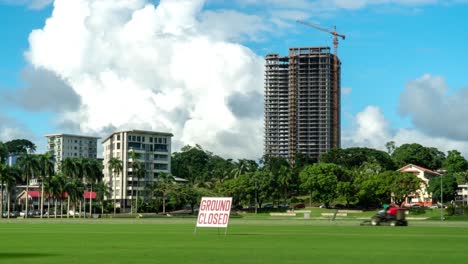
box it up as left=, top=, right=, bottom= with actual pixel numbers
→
left=361, top=206, right=408, bottom=226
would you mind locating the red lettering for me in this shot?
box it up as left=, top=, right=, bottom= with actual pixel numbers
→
left=198, top=213, right=204, bottom=224
left=200, top=200, right=206, bottom=211
left=208, top=213, right=213, bottom=224
left=223, top=213, right=228, bottom=224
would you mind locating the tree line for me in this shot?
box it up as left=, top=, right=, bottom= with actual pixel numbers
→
left=2, top=139, right=468, bottom=217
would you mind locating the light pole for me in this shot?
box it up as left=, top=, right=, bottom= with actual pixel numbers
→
left=440, top=175, right=443, bottom=221
left=254, top=179, right=258, bottom=214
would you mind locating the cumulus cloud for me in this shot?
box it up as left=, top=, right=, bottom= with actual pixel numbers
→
left=25, top=0, right=266, bottom=159
left=4, top=67, right=81, bottom=112
left=0, top=114, right=35, bottom=142
left=399, top=74, right=468, bottom=141
left=344, top=94, right=468, bottom=158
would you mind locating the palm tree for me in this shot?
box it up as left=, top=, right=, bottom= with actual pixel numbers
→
left=108, top=158, right=123, bottom=215
left=231, top=160, right=248, bottom=179
left=0, top=163, right=7, bottom=218
left=278, top=165, right=293, bottom=204
left=17, top=152, right=39, bottom=218
left=65, top=178, right=84, bottom=218
left=134, top=161, right=146, bottom=214
left=5, top=166, right=20, bottom=219
left=87, top=159, right=103, bottom=217
left=154, top=173, right=176, bottom=214
left=62, top=158, right=78, bottom=218
left=49, top=173, right=66, bottom=218
left=95, top=181, right=111, bottom=214
left=38, top=152, right=55, bottom=218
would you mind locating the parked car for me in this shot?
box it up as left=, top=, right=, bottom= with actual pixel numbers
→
left=278, top=203, right=289, bottom=209
left=294, top=203, right=306, bottom=209
left=263, top=204, right=274, bottom=209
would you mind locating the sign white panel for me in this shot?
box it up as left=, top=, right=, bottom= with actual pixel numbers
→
left=196, top=197, right=232, bottom=228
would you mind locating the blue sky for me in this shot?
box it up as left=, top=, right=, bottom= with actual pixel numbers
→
left=1, top=0, right=468, bottom=158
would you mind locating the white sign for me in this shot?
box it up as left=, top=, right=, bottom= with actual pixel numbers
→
left=196, top=197, right=232, bottom=228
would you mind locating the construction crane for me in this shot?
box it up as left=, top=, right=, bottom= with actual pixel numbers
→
left=296, top=20, right=345, bottom=149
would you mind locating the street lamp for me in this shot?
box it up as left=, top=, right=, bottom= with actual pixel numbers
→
left=254, top=179, right=258, bottom=215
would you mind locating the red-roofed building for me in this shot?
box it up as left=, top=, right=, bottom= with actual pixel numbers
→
left=398, top=164, right=441, bottom=206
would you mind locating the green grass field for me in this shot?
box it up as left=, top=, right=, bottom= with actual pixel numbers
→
left=1, top=218, right=468, bottom=264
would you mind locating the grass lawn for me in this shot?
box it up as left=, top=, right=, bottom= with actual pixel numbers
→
left=1, top=218, right=468, bottom=264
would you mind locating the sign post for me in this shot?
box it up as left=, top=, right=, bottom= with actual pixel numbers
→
left=195, top=197, right=232, bottom=235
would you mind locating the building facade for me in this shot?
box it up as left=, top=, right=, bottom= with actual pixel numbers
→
left=102, top=130, right=173, bottom=211
left=398, top=164, right=441, bottom=206
left=45, top=134, right=100, bottom=171
left=264, top=47, right=340, bottom=162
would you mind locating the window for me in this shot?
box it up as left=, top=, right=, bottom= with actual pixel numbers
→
left=154, top=144, right=167, bottom=151
left=137, top=136, right=141, bottom=142
left=154, top=163, right=168, bottom=170
left=149, top=137, right=153, bottom=143
left=117, top=143, right=120, bottom=150
left=142, top=137, right=145, bottom=142
left=117, top=134, right=120, bottom=140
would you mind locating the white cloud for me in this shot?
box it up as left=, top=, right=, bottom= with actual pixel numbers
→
left=26, top=0, right=265, bottom=159
left=399, top=74, right=468, bottom=141
left=343, top=104, right=468, bottom=158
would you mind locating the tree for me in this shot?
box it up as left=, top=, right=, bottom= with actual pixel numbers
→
left=385, top=171, right=421, bottom=206
left=37, top=152, right=55, bottom=218
left=49, top=173, right=66, bottom=218
left=354, top=172, right=392, bottom=208
left=300, top=163, right=343, bottom=207
left=0, top=163, right=8, bottom=218
left=108, top=158, right=123, bottom=215
left=171, top=145, right=209, bottom=185
left=153, top=173, right=177, bottom=214
left=17, top=152, right=39, bottom=218
left=392, top=143, right=445, bottom=170
left=0, top=142, right=8, bottom=162
left=95, top=181, right=111, bottom=214
left=321, top=147, right=395, bottom=171
left=278, top=165, right=293, bottom=204
left=128, top=149, right=140, bottom=214
left=4, top=166, right=20, bottom=218
left=87, top=159, right=103, bottom=217
left=385, top=141, right=396, bottom=155
left=4, top=139, right=36, bottom=154
left=428, top=174, right=458, bottom=204
left=453, top=171, right=468, bottom=185
left=62, top=158, right=78, bottom=218
left=65, top=178, right=84, bottom=218
left=443, top=150, right=468, bottom=174
left=134, top=160, right=146, bottom=213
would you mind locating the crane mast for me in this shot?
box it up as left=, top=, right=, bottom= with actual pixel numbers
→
left=297, top=20, right=345, bottom=150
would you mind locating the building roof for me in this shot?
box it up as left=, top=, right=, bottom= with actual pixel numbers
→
left=44, top=133, right=100, bottom=139
left=102, top=130, right=173, bottom=143
left=16, top=190, right=97, bottom=199
left=398, top=164, right=441, bottom=176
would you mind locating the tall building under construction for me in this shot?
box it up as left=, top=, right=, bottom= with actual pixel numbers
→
left=264, top=47, right=341, bottom=162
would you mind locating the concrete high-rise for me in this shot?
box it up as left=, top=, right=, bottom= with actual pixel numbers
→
left=45, top=133, right=100, bottom=172
left=102, top=130, right=172, bottom=211
left=264, top=47, right=341, bottom=162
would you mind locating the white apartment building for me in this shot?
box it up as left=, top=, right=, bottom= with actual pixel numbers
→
left=456, top=185, right=468, bottom=205
left=45, top=133, right=100, bottom=171
left=102, top=130, right=173, bottom=211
